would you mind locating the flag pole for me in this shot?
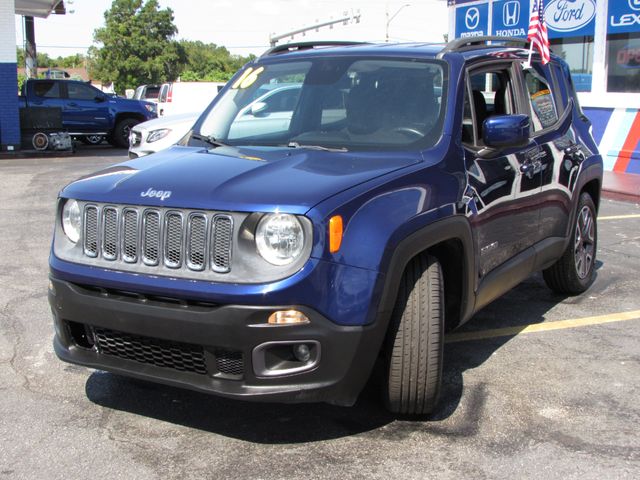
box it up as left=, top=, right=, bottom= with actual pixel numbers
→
left=524, top=40, right=534, bottom=69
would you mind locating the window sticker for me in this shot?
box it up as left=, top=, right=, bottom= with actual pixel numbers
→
left=530, top=89, right=557, bottom=128
left=231, top=66, right=265, bottom=89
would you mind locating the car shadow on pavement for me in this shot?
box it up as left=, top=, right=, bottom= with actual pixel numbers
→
left=73, top=143, right=129, bottom=158
left=85, top=272, right=587, bottom=443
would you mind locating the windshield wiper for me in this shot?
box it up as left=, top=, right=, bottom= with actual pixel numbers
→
left=191, top=133, right=228, bottom=148
left=287, top=142, right=348, bottom=152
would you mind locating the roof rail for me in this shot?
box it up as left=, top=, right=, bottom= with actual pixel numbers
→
left=439, top=36, right=529, bottom=56
left=261, top=41, right=368, bottom=57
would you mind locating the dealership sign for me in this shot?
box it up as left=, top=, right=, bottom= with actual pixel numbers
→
left=455, top=3, right=489, bottom=37
left=492, top=0, right=529, bottom=38
left=609, top=0, right=640, bottom=34
left=453, top=0, right=599, bottom=40
left=544, top=0, right=596, bottom=38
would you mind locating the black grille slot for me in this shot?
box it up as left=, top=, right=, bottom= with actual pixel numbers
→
left=142, top=210, right=161, bottom=265
left=93, top=327, right=208, bottom=375
left=215, top=349, right=244, bottom=376
left=83, top=206, right=98, bottom=257
left=211, top=215, right=232, bottom=273
left=122, top=209, right=138, bottom=263
left=164, top=212, right=183, bottom=268
left=102, top=207, right=118, bottom=260
left=187, top=214, right=207, bottom=270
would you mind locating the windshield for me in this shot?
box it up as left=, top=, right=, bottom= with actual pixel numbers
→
left=195, top=57, right=446, bottom=151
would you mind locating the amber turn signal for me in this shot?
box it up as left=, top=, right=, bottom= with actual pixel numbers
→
left=329, top=215, right=343, bottom=253
left=268, top=310, right=310, bottom=325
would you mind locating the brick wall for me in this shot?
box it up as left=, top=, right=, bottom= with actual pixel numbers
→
left=0, top=0, right=20, bottom=149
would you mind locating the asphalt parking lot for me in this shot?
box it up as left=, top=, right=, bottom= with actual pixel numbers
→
left=1, top=146, right=639, bottom=479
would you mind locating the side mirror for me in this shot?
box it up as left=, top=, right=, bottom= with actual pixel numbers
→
left=95, top=94, right=106, bottom=103
left=250, top=101, right=268, bottom=116
left=482, top=114, right=530, bottom=149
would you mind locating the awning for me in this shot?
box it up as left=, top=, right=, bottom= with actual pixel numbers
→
left=15, top=0, right=66, bottom=18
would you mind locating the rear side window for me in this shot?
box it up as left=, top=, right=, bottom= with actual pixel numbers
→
left=158, top=84, right=169, bottom=102
left=67, top=83, right=98, bottom=101
left=522, top=65, right=559, bottom=131
left=33, top=81, right=60, bottom=99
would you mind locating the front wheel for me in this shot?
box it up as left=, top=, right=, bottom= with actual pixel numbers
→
left=383, top=254, right=444, bottom=415
left=543, top=192, right=597, bottom=294
left=112, top=118, right=139, bottom=148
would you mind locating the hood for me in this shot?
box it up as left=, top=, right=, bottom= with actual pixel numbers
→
left=111, top=97, right=153, bottom=109
left=61, top=145, right=422, bottom=214
left=134, top=112, right=200, bottom=132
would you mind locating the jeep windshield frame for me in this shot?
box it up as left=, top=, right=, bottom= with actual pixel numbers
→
left=191, top=56, right=448, bottom=152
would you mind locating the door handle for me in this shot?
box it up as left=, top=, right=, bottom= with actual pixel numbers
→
left=67, top=102, right=78, bottom=107
left=520, top=162, right=537, bottom=179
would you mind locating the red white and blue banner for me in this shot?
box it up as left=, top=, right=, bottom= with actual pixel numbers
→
left=585, top=107, right=640, bottom=175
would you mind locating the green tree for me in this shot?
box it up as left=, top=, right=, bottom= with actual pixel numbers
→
left=89, top=0, right=185, bottom=93
left=177, top=40, right=253, bottom=82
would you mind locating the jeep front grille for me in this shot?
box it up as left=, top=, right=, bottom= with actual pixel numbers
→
left=81, top=203, right=233, bottom=274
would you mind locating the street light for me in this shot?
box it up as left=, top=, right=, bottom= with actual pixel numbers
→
left=385, top=3, right=411, bottom=43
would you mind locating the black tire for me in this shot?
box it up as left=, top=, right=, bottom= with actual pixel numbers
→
left=80, top=135, right=104, bottom=145
left=112, top=118, right=139, bottom=148
left=383, top=254, right=444, bottom=415
left=543, top=192, right=597, bottom=294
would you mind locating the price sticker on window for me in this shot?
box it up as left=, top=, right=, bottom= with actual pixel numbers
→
left=232, top=66, right=265, bottom=89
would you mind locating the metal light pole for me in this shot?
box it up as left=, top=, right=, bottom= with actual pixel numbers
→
left=385, top=4, right=411, bottom=43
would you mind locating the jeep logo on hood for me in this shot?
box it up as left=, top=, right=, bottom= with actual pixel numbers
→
left=141, top=187, right=172, bottom=201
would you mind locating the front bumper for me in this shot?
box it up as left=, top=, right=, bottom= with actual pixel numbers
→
left=49, top=278, right=386, bottom=406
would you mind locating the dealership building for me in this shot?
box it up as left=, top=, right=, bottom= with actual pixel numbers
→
left=448, top=0, right=640, bottom=175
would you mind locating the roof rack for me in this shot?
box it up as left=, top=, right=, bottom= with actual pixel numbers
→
left=439, top=36, right=529, bottom=56
left=261, top=41, right=368, bottom=57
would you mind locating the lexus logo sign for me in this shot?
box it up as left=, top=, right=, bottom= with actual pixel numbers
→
left=630, top=0, right=640, bottom=12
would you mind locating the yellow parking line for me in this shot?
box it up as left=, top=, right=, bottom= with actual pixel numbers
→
left=445, top=310, right=640, bottom=343
left=598, top=214, right=640, bottom=220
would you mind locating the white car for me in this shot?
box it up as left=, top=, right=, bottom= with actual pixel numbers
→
left=128, top=112, right=199, bottom=158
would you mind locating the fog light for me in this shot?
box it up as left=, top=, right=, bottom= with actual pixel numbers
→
left=293, top=344, right=311, bottom=363
left=268, top=310, right=309, bottom=325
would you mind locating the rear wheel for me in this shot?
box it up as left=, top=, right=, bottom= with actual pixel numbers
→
left=543, top=192, right=597, bottom=294
left=112, top=118, right=139, bottom=148
left=383, top=254, right=444, bottom=415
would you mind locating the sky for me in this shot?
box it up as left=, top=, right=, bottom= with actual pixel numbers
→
left=14, top=0, right=450, bottom=58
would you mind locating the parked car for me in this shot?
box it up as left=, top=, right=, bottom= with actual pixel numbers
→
left=19, top=79, right=157, bottom=148
left=157, top=81, right=226, bottom=117
left=128, top=112, right=199, bottom=158
left=133, top=84, right=161, bottom=103
left=49, top=39, right=602, bottom=415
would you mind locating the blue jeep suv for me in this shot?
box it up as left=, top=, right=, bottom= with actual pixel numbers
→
left=49, top=38, right=602, bottom=415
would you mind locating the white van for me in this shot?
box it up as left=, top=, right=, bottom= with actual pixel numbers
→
left=157, top=81, right=225, bottom=116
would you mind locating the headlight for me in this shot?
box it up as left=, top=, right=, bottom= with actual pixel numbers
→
left=144, top=103, right=157, bottom=114
left=256, top=213, right=305, bottom=266
left=146, top=128, right=171, bottom=143
left=62, top=199, right=81, bottom=243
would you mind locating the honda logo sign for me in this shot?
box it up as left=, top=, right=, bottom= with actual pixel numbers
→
left=503, top=1, right=520, bottom=27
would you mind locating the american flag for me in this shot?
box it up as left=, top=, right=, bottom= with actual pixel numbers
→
left=527, top=0, right=550, bottom=64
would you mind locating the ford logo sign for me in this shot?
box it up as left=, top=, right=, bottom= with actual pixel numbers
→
left=544, top=0, right=596, bottom=33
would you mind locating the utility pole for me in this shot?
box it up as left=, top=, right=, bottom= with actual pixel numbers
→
left=269, top=11, right=361, bottom=47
